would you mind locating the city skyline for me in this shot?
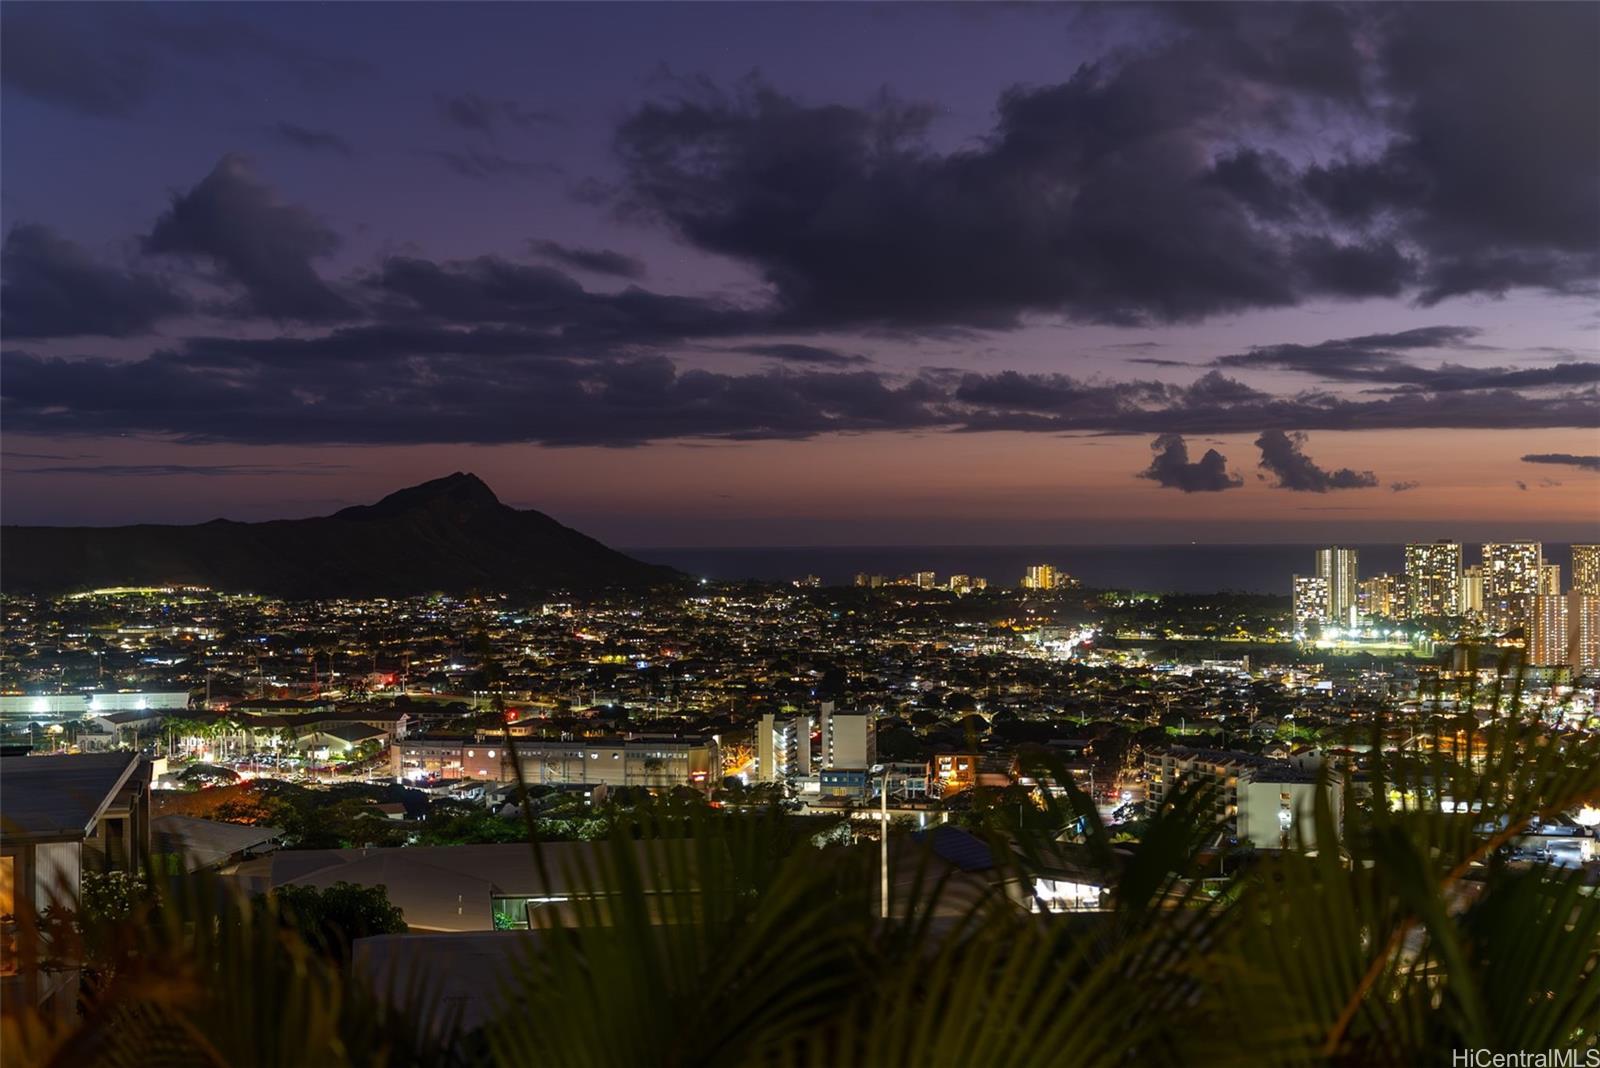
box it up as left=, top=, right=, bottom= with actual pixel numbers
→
left=2, top=2, right=1597, bottom=544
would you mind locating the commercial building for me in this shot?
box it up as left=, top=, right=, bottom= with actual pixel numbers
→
left=1483, top=542, right=1543, bottom=631
left=392, top=734, right=720, bottom=792
left=1021, top=564, right=1060, bottom=591
left=1572, top=545, right=1600, bottom=597
left=1569, top=593, right=1600, bottom=673
left=1292, top=575, right=1330, bottom=631
left=0, top=691, right=192, bottom=721
left=1525, top=593, right=1570, bottom=667
left=1405, top=541, right=1462, bottom=618
left=1315, top=547, right=1360, bottom=626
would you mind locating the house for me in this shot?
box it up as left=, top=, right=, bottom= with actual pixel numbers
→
left=1, top=752, right=152, bottom=1015
left=228, top=840, right=709, bottom=932
left=293, top=722, right=389, bottom=757
left=151, top=815, right=282, bottom=873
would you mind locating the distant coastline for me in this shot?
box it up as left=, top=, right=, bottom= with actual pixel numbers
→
left=629, top=543, right=1585, bottom=595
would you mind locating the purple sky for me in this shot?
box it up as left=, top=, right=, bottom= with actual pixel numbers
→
left=2, top=2, right=1596, bottom=545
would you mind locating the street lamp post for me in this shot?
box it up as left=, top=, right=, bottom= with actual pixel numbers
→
left=872, top=763, right=890, bottom=919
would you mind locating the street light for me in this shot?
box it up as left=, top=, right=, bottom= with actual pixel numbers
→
left=871, top=763, right=889, bottom=919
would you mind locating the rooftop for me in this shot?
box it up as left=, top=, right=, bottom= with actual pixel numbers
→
left=0, top=752, right=144, bottom=840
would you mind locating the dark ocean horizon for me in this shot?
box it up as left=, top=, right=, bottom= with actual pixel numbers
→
left=629, top=543, right=1584, bottom=596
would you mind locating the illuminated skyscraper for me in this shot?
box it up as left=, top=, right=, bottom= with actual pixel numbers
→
left=1569, top=592, right=1600, bottom=672
left=1460, top=566, right=1485, bottom=617
left=1541, top=563, right=1562, bottom=596
left=1022, top=564, right=1059, bottom=590
left=1572, top=545, right=1600, bottom=596
left=1405, top=541, right=1462, bottom=618
left=1293, top=575, right=1331, bottom=631
left=1483, top=542, right=1543, bottom=631
left=914, top=571, right=937, bottom=589
left=1358, top=573, right=1403, bottom=620
left=1526, top=593, right=1569, bottom=666
left=1315, top=547, right=1359, bottom=626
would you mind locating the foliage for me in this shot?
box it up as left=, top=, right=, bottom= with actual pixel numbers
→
left=175, top=763, right=240, bottom=790
left=7, top=667, right=1598, bottom=1066
left=268, top=882, right=409, bottom=961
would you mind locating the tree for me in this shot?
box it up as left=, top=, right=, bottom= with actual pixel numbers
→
left=267, top=881, right=407, bottom=961
left=178, top=763, right=241, bottom=790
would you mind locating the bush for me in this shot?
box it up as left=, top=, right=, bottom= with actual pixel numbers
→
left=267, top=881, right=407, bottom=959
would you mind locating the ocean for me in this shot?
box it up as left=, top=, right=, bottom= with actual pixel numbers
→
left=629, top=544, right=1584, bottom=596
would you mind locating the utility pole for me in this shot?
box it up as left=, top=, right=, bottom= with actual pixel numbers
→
left=875, top=763, right=891, bottom=920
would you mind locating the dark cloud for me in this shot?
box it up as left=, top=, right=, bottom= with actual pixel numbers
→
left=734, top=344, right=870, bottom=366
left=436, top=92, right=559, bottom=137
left=529, top=240, right=645, bottom=279
left=0, top=6, right=153, bottom=117
left=1389, top=480, right=1421, bottom=493
left=269, top=121, right=350, bottom=155
left=11, top=334, right=1593, bottom=449
left=144, top=154, right=354, bottom=322
left=5, top=463, right=345, bottom=477
left=1303, top=4, right=1599, bottom=303
left=0, top=5, right=364, bottom=118
left=2, top=224, right=188, bottom=338
left=1254, top=429, right=1378, bottom=492
left=0, top=349, right=948, bottom=447
left=1215, top=326, right=1600, bottom=392
left=1138, top=434, right=1242, bottom=493
left=609, top=6, right=1595, bottom=331
left=367, top=254, right=766, bottom=347
left=615, top=77, right=1302, bottom=328
left=1521, top=453, right=1600, bottom=472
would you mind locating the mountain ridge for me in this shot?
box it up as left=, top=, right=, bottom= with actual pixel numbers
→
left=1, top=473, right=679, bottom=596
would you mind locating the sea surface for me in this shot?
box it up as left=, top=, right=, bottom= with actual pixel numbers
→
left=629, top=544, right=1583, bottom=596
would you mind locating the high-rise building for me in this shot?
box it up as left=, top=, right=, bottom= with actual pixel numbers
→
left=1569, top=592, right=1600, bottom=672
left=1526, top=593, right=1570, bottom=666
left=1293, top=575, right=1331, bottom=631
left=1572, top=545, right=1600, bottom=597
left=1405, top=541, right=1462, bottom=618
left=1358, top=573, right=1404, bottom=620
left=1460, top=566, right=1485, bottom=617
left=1315, top=547, right=1359, bottom=626
left=1022, top=564, right=1059, bottom=591
left=757, top=712, right=811, bottom=782
left=947, top=574, right=970, bottom=593
left=821, top=708, right=876, bottom=769
left=1483, top=542, right=1543, bottom=631
left=1541, top=563, right=1562, bottom=596
left=913, top=571, right=937, bottom=589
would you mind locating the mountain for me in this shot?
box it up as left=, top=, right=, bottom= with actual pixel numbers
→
left=1, top=473, right=679, bottom=597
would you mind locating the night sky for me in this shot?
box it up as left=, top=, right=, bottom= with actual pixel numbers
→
left=2, top=2, right=1596, bottom=546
